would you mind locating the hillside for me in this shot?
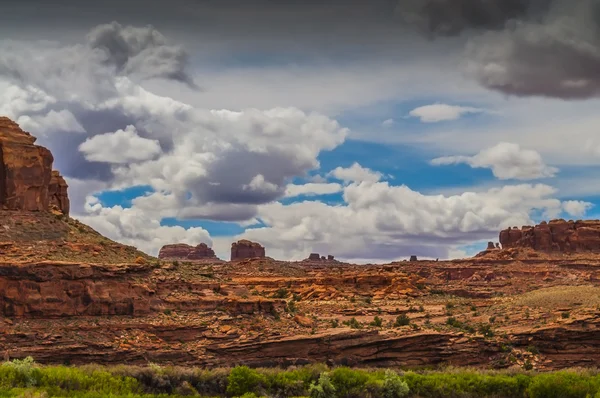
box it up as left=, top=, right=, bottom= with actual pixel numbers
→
left=1, top=117, right=600, bottom=371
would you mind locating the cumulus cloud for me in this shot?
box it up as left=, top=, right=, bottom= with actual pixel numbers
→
left=408, top=103, right=487, bottom=123
left=328, top=163, right=382, bottom=184
left=431, top=142, right=558, bottom=180
left=465, top=0, right=600, bottom=99
left=284, top=183, right=343, bottom=198
left=233, top=179, right=591, bottom=262
left=0, top=24, right=348, bottom=223
left=562, top=200, right=594, bottom=217
left=17, top=109, right=85, bottom=135
left=79, top=125, right=161, bottom=164
left=77, top=196, right=212, bottom=256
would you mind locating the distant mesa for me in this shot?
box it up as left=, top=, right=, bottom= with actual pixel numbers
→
left=409, top=255, right=418, bottom=262
left=158, top=243, right=217, bottom=260
left=305, top=253, right=336, bottom=262
left=499, top=219, right=600, bottom=253
left=231, top=239, right=265, bottom=261
left=0, top=117, right=69, bottom=215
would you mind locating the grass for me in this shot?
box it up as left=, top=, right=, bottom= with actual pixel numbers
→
left=514, top=286, right=600, bottom=308
left=2, top=359, right=600, bottom=397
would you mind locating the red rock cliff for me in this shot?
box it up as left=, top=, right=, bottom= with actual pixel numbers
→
left=231, top=239, right=265, bottom=261
left=158, top=243, right=216, bottom=260
left=0, top=117, right=69, bottom=215
left=499, top=219, right=600, bottom=253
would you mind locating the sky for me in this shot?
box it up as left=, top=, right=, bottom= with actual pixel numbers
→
left=1, top=0, right=600, bottom=262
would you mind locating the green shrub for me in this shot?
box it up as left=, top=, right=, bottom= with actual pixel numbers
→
left=370, top=316, right=383, bottom=327
left=273, top=288, right=289, bottom=299
left=527, top=372, right=600, bottom=398
left=309, top=372, right=336, bottom=398
left=330, top=367, right=370, bottom=398
left=226, top=366, right=266, bottom=397
left=478, top=323, right=494, bottom=337
left=1, top=357, right=39, bottom=387
left=343, top=318, right=362, bottom=329
left=381, top=370, right=410, bottom=398
left=394, top=314, right=410, bottom=327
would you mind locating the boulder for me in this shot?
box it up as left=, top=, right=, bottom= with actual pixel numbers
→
left=231, top=240, right=265, bottom=261
left=158, top=243, right=216, bottom=260
left=327, top=255, right=335, bottom=261
left=0, top=117, right=69, bottom=215
left=409, top=255, right=418, bottom=262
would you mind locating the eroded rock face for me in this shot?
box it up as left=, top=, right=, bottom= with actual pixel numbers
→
left=499, top=219, right=600, bottom=253
left=48, top=171, right=70, bottom=215
left=231, top=240, right=265, bottom=261
left=158, top=243, right=216, bottom=260
left=0, top=117, right=69, bottom=215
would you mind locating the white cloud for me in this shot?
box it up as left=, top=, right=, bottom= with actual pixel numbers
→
left=431, top=142, right=558, bottom=180
left=328, top=163, right=382, bottom=184
left=79, top=125, right=161, bottom=164
left=77, top=196, right=212, bottom=256
left=381, top=118, right=395, bottom=127
left=408, top=103, right=487, bottom=123
left=17, top=109, right=85, bottom=135
left=0, top=83, right=57, bottom=120
left=232, top=179, right=592, bottom=262
left=284, top=183, right=343, bottom=198
left=562, top=200, right=594, bottom=218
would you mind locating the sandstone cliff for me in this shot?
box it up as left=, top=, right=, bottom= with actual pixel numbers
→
left=0, top=117, right=69, bottom=215
left=500, top=219, right=600, bottom=253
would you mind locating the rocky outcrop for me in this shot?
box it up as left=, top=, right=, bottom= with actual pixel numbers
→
left=158, top=243, right=217, bottom=260
left=306, top=253, right=336, bottom=262
left=500, top=219, right=600, bottom=253
left=48, top=171, right=70, bottom=215
left=231, top=240, right=265, bottom=261
left=0, top=262, right=155, bottom=317
left=0, top=117, right=69, bottom=215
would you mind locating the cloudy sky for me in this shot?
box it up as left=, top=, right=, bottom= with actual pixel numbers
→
left=1, top=0, right=600, bottom=262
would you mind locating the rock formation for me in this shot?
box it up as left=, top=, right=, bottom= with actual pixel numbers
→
left=158, top=243, right=217, bottom=260
left=306, top=253, right=336, bottom=262
left=48, top=171, right=70, bottom=215
left=231, top=240, right=265, bottom=261
left=0, top=117, right=69, bottom=215
left=409, top=255, right=418, bottom=262
left=499, top=219, right=600, bottom=253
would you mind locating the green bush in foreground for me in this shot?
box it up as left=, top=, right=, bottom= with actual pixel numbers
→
left=2, top=357, right=600, bottom=397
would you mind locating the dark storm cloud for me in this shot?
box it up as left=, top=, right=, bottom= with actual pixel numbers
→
left=393, top=0, right=552, bottom=37
left=2, top=0, right=599, bottom=99
left=466, top=0, right=600, bottom=99
left=86, top=22, right=198, bottom=89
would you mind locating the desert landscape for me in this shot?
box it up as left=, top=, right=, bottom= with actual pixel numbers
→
left=1, top=117, right=600, bottom=397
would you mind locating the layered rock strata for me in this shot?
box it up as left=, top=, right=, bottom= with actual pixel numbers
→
left=158, top=243, right=217, bottom=260
left=500, top=219, right=600, bottom=253
left=0, top=117, right=69, bottom=215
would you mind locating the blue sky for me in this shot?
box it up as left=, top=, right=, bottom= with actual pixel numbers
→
left=2, top=0, right=600, bottom=262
